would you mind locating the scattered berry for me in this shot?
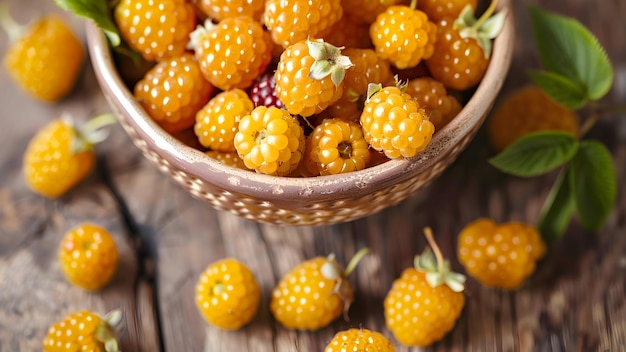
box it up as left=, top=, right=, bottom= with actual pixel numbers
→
left=417, top=0, right=477, bottom=23
left=59, top=223, right=119, bottom=291
left=195, top=258, right=261, bottom=329
left=370, top=4, right=438, bottom=69
left=263, top=0, right=343, bottom=48
left=134, top=53, right=215, bottom=134
left=385, top=228, right=466, bottom=347
left=233, top=106, right=305, bottom=176
left=114, top=0, right=197, bottom=62
left=405, top=77, right=462, bottom=131
left=426, top=2, right=506, bottom=90
left=2, top=8, right=84, bottom=102
left=325, top=328, right=396, bottom=352
left=249, top=72, right=283, bottom=109
left=23, top=115, right=115, bottom=198
left=194, top=89, right=254, bottom=152
left=458, top=218, right=547, bottom=290
left=275, top=39, right=352, bottom=117
left=43, top=310, right=122, bottom=352
left=488, top=86, right=579, bottom=152
left=270, top=248, right=369, bottom=330
left=306, top=118, right=371, bottom=175
left=360, top=84, right=435, bottom=159
left=196, top=0, right=265, bottom=22
left=189, top=17, right=274, bottom=91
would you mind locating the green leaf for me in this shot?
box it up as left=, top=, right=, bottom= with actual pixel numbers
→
left=54, top=0, right=121, bottom=46
left=569, top=141, right=617, bottom=232
left=538, top=168, right=576, bottom=245
left=489, top=131, right=579, bottom=177
left=529, top=5, right=613, bottom=101
left=529, top=70, right=587, bottom=109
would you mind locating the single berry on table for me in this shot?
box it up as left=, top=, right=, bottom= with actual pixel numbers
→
left=1, top=7, right=84, bottom=102
left=195, top=258, right=261, bottom=329
left=275, top=39, right=353, bottom=117
left=325, top=328, right=396, bottom=352
left=233, top=106, right=305, bottom=176
left=270, top=248, right=370, bottom=330
left=194, top=89, right=254, bottom=152
left=114, top=0, right=197, bottom=62
left=23, top=114, right=115, bottom=198
left=458, top=218, right=547, bottom=290
left=360, top=84, right=435, bottom=159
left=188, top=17, right=274, bottom=91
left=385, top=228, right=466, bottom=347
left=134, top=53, right=215, bottom=134
left=488, top=86, right=579, bottom=152
left=59, top=223, right=119, bottom=291
left=43, top=310, right=122, bottom=352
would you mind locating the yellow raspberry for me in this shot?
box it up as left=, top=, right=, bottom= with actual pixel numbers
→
left=458, top=218, right=547, bottom=290
left=341, top=0, right=400, bottom=24
left=321, top=15, right=373, bottom=49
left=195, top=258, right=261, bottom=330
left=306, top=118, right=371, bottom=176
left=233, top=106, right=305, bottom=176
left=360, top=85, right=435, bottom=159
left=205, top=151, right=249, bottom=170
left=59, top=223, right=119, bottom=291
left=2, top=11, right=85, bottom=103
left=195, top=89, right=254, bottom=152
left=325, top=328, right=396, bottom=352
left=196, top=0, right=265, bottom=22
left=417, top=0, right=477, bottom=23
left=275, top=39, right=352, bottom=117
left=488, top=86, right=579, bottom=152
left=405, top=77, right=462, bottom=131
left=43, top=310, right=122, bottom=352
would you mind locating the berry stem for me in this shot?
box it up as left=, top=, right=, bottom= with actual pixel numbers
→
left=0, top=4, right=25, bottom=43
left=344, top=247, right=370, bottom=276
left=472, top=0, right=499, bottom=30
left=423, top=227, right=444, bottom=274
left=79, top=113, right=118, bottom=144
left=409, top=0, right=417, bottom=10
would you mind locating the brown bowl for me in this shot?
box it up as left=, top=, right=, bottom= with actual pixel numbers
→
left=87, top=2, right=514, bottom=226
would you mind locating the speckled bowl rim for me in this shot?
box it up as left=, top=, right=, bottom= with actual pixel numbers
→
left=87, top=0, right=514, bottom=203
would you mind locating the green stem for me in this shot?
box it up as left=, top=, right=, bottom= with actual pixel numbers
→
left=344, top=247, right=370, bottom=276
left=423, top=227, right=444, bottom=274
left=0, top=4, right=25, bottom=43
left=472, top=0, right=499, bottom=30
left=578, top=113, right=599, bottom=138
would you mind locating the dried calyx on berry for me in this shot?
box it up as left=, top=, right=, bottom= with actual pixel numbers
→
left=453, top=0, right=507, bottom=58
left=65, top=113, right=117, bottom=154
left=307, top=39, right=354, bottom=87
left=415, top=227, right=466, bottom=292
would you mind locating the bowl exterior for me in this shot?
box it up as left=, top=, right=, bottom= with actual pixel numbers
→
left=87, top=1, right=514, bottom=226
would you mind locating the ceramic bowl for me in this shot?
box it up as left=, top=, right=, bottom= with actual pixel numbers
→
left=87, top=1, right=514, bottom=226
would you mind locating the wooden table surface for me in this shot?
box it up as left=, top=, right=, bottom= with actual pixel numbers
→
left=1, top=0, right=625, bottom=351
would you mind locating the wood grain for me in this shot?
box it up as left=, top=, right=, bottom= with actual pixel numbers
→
left=0, top=0, right=625, bottom=351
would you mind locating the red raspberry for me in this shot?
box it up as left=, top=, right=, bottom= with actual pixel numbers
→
left=249, top=72, right=283, bottom=109
left=189, top=17, right=274, bottom=91
left=114, top=0, right=197, bottom=62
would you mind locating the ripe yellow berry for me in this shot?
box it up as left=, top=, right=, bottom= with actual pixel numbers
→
left=325, top=328, right=396, bottom=352
left=43, top=310, right=122, bottom=352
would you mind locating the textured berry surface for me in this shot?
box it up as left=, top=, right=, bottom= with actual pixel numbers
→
left=360, top=86, right=435, bottom=159
left=405, top=77, right=462, bottom=131
left=249, top=72, right=283, bottom=109
left=195, top=89, right=254, bottom=152
left=234, top=106, right=305, bottom=176
left=114, top=0, right=196, bottom=62
left=3, top=15, right=84, bottom=102
left=370, top=6, right=438, bottom=69
left=196, top=0, right=265, bottom=22
left=42, top=310, right=120, bottom=352
left=458, top=218, right=547, bottom=289
left=195, top=258, right=261, bottom=329
left=306, top=118, right=371, bottom=175
left=417, top=0, right=478, bottom=23
left=488, top=86, right=579, bottom=152
left=322, top=15, right=373, bottom=49
left=275, top=39, right=347, bottom=117
left=325, top=328, right=396, bottom=352
left=426, top=18, right=489, bottom=91
left=23, top=119, right=94, bottom=198
left=270, top=256, right=352, bottom=330
left=134, top=53, right=214, bottom=134
left=341, top=0, right=400, bottom=24
left=328, top=48, right=393, bottom=122
left=59, top=223, right=119, bottom=291
left=205, top=151, right=249, bottom=170
left=263, top=0, right=343, bottom=48
left=191, top=17, right=274, bottom=91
